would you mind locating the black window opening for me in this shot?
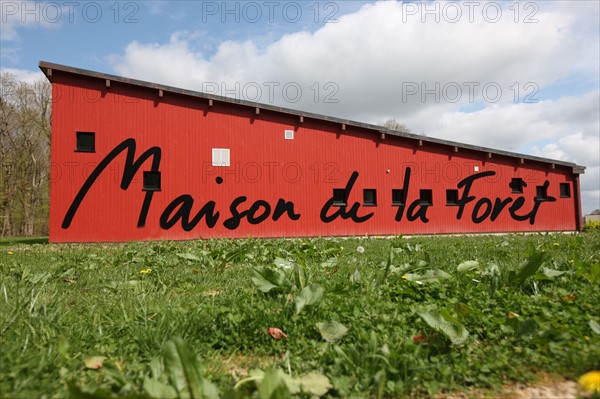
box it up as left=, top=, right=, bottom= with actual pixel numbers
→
left=143, top=171, right=161, bottom=191
left=446, top=189, right=459, bottom=206
left=535, top=185, right=548, bottom=201
left=560, top=183, right=571, bottom=198
left=76, top=132, right=95, bottom=152
left=420, top=189, right=433, bottom=206
left=332, top=188, right=347, bottom=206
left=363, top=189, right=377, bottom=206
left=392, top=189, right=405, bottom=206
left=510, top=178, right=525, bottom=194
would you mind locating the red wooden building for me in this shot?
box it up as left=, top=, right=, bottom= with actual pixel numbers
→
left=40, top=61, right=585, bottom=243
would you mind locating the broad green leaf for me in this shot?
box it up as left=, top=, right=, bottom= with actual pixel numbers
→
left=457, top=261, right=480, bottom=272
left=293, top=264, right=306, bottom=290
left=162, top=338, right=219, bottom=399
left=295, top=285, right=324, bottom=314
left=316, top=321, right=348, bottom=343
left=417, top=308, right=469, bottom=344
left=297, top=372, right=332, bottom=396
left=510, top=251, right=547, bottom=286
left=257, top=368, right=290, bottom=399
left=149, top=356, right=163, bottom=379
left=177, top=253, right=200, bottom=261
left=320, top=258, right=338, bottom=268
left=453, top=302, right=471, bottom=318
left=273, top=257, right=294, bottom=270
left=589, top=319, right=600, bottom=335
left=541, top=267, right=566, bottom=278
left=237, top=368, right=331, bottom=397
left=350, top=269, right=361, bottom=284
left=144, top=378, right=178, bottom=399
left=404, top=269, right=452, bottom=283
left=281, top=373, right=300, bottom=394
left=29, top=272, right=52, bottom=284
left=252, top=266, right=289, bottom=293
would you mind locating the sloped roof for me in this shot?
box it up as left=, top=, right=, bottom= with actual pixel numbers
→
left=39, top=60, right=585, bottom=174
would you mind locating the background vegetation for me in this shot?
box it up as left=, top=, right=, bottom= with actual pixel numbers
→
left=0, top=73, right=51, bottom=236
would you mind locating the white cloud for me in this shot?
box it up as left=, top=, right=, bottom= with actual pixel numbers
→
left=532, top=131, right=600, bottom=215
left=0, top=67, right=44, bottom=84
left=109, top=1, right=596, bottom=117
left=421, top=92, right=600, bottom=150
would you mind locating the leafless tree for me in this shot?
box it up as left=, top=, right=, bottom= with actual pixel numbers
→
left=380, top=118, right=412, bottom=133
left=0, top=73, right=51, bottom=236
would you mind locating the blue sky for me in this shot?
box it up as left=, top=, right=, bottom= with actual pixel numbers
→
left=1, top=0, right=599, bottom=213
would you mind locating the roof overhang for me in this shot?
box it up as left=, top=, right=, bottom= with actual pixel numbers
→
left=39, top=60, right=585, bottom=175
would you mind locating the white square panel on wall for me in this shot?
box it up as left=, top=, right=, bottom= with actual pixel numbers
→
left=212, top=148, right=230, bottom=166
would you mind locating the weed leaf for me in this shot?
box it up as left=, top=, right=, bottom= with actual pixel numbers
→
left=252, top=266, right=289, bottom=293
left=273, top=257, right=294, bottom=270
left=177, top=253, right=200, bottom=261
left=295, top=285, right=324, bottom=314
left=162, top=338, right=219, bottom=399
left=509, top=251, right=547, bottom=287
left=144, top=378, right=178, bottom=399
left=417, top=308, right=469, bottom=344
left=297, top=371, right=332, bottom=396
left=405, top=270, right=452, bottom=283
left=540, top=267, right=566, bottom=278
left=457, top=261, right=480, bottom=273
left=316, top=321, right=348, bottom=343
left=257, top=368, right=290, bottom=399
left=589, top=319, right=600, bottom=335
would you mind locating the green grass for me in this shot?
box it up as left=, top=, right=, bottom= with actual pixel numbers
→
left=0, top=236, right=48, bottom=246
left=1, top=232, right=599, bottom=398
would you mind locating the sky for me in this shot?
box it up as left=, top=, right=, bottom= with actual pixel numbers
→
left=1, top=0, right=599, bottom=214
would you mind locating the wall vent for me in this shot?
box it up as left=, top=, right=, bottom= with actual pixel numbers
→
left=212, top=148, right=230, bottom=166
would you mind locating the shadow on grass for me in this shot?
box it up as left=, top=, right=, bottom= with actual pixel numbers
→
left=0, top=237, right=49, bottom=246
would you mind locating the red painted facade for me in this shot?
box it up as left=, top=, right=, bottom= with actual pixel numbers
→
left=41, top=62, right=585, bottom=243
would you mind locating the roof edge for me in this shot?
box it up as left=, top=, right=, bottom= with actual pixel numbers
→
left=38, top=61, right=585, bottom=174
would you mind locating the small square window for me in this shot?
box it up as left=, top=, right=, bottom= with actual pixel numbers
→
left=535, top=185, right=547, bottom=201
left=559, top=183, right=571, bottom=198
left=363, top=189, right=377, bottom=206
left=284, top=130, right=294, bottom=140
left=332, top=189, right=346, bottom=206
left=392, top=189, right=405, bottom=206
left=510, top=178, right=525, bottom=194
left=143, top=171, right=161, bottom=191
left=446, top=189, right=459, bottom=206
left=420, top=189, right=433, bottom=206
left=76, top=132, right=95, bottom=152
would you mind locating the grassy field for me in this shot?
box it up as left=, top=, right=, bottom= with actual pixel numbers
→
left=1, top=232, right=599, bottom=398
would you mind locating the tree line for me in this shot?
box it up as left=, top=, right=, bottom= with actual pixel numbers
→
left=0, top=73, right=51, bottom=237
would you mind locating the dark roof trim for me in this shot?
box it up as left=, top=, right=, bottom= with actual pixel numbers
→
left=38, top=61, right=585, bottom=174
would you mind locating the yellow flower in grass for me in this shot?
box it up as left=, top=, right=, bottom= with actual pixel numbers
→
left=7, top=251, right=13, bottom=255
left=139, top=268, right=152, bottom=274
left=552, top=242, right=560, bottom=247
left=579, top=371, right=600, bottom=394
